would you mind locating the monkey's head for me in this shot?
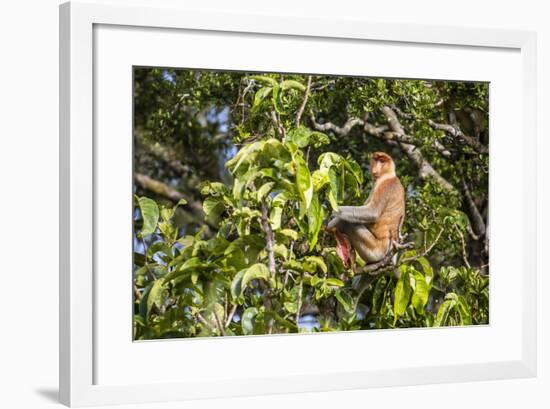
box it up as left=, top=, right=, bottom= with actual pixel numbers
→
left=370, top=152, right=395, bottom=179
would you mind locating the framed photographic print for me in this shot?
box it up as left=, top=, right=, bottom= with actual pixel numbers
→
left=59, top=1, right=537, bottom=406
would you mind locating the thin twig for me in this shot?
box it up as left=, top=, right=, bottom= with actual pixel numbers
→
left=260, top=201, right=276, bottom=276
left=455, top=226, right=471, bottom=268
left=295, top=281, right=303, bottom=328
left=271, top=110, right=286, bottom=139
left=213, top=309, right=226, bottom=336
left=295, top=75, right=312, bottom=126
left=428, top=119, right=488, bottom=154
left=225, top=304, right=238, bottom=328
left=196, top=312, right=217, bottom=333
left=401, top=227, right=445, bottom=263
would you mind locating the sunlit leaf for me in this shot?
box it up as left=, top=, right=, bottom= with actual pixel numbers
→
left=281, top=79, right=306, bottom=92
left=335, top=290, right=354, bottom=314
left=307, top=193, right=323, bottom=249
left=146, top=279, right=166, bottom=318
left=411, top=270, right=429, bottom=315
left=394, top=266, right=412, bottom=322
left=137, top=196, right=159, bottom=237
left=295, top=155, right=313, bottom=212
left=286, top=126, right=310, bottom=148
left=326, top=278, right=345, bottom=287
left=253, top=86, right=272, bottom=108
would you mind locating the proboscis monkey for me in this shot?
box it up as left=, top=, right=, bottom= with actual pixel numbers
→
left=327, top=152, right=405, bottom=268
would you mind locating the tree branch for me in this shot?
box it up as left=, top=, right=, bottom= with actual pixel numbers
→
left=311, top=112, right=451, bottom=158
left=134, top=173, right=204, bottom=214
left=295, top=76, right=312, bottom=126
left=225, top=304, right=238, bottom=328
left=260, top=201, right=276, bottom=275
left=310, top=107, right=457, bottom=192
left=196, top=312, right=218, bottom=334
left=461, top=178, right=486, bottom=237
left=428, top=119, right=488, bottom=154
left=381, top=106, right=456, bottom=192
left=271, top=110, right=286, bottom=139
left=309, top=113, right=363, bottom=136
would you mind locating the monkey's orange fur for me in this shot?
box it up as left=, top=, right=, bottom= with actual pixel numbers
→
left=328, top=152, right=405, bottom=265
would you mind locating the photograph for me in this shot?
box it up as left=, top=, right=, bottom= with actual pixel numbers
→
left=132, top=68, right=489, bottom=340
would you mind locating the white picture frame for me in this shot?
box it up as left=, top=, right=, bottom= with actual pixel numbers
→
left=59, top=1, right=538, bottom=407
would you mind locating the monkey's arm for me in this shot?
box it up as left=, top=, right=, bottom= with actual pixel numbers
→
left=333, top=203, right=382, bottom=224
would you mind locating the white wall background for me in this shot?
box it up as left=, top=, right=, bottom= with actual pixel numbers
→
left=0, top=0, right=546, bottom=407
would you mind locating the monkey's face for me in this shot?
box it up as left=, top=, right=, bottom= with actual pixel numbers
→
left=370, top=152, right=395, bottom=179
left=370, top=159, right=384, bottom=179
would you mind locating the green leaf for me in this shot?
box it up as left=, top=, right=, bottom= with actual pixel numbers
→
left=165, top=257, right=211, bottom=282
left=318, top=152, right=342, bottom=171
left=456, top=295, right=472, bottom=325
left=270, top=192, right=290, bottom=230
left=203, top=197, right=224, bottom=218
left=335, top=290, right=355, bottom=314
left=327, top=190, right=339, bottom=211
left=137, top=196, right=159, bottom=237
left=371, top=276, right=388, bottom=314
left=343, top=159, right=364, bottom=185
left=146, top=279, right=165, bottom=318
left=273, top=243, right=289, bottom=259
left=277, top=228, right=299, bottom=241
left=307, top=193, right=323, bottom=249
left=249, top=75, right=278, bottom=87
left=284, top=301, right=298, bottom=314
left=230, top=268, right=247, bottom=301
left=225, top=140, right=264, bottom=173
left=326, top=278, right=345, bottom=287
left=256, top=182, right=275, bottom=202
left=394, top=266, right=412, bottom=322
left=241, top=263, right=271, bottom=293
left=286, top=126, right=311, bottom=148
left=295, top=155, right=313, bottom=212
left=304, top=256, right=327, bottom=274
left=139, top=283, right=152, bottom=320
left=309, top=131, right=330, bottom=147
left=411, top=270, right=429, bottom=315
left=328, top=167, right=342, bottom=203
left=241, top=307, right=259, bottom=335
left=415, top=257, right=434, bottom=285
left=253, top=86, right=272, bottom=108
left=281, top=79, right=306, bottom=92
left=434, top=299, right=455, bottom=327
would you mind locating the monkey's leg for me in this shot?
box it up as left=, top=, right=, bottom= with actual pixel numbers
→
left=346, top=225, right=390, bottom=264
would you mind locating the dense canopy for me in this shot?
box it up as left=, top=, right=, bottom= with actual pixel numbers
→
left=133, top=68, right=489, bottom=339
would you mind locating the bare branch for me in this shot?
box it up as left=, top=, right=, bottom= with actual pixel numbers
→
left=212, top=309, right=226, bottom=336
left=455, top=225, right=472, bottom=269
left=225, top=304, right=238, bottom=328
left=310, top=114, right=363, bottom=136
left=428, top=119, right=488, bottom=154
left=271, top=110, right=286, bottom=138
left=134, top=173, right=203, bottom=214
left=196, top=312, right=218, bottom=334
left=142, top=143, right=191, bottom=175
left=295, top=76, right=312, bottom=126
left=381, top=106, right=456, bottom=192
left=260, top=201, right=276, bottom=276
left=311, top=107, right=456, bottom=191
left=461, top=178, right=486, bottom=236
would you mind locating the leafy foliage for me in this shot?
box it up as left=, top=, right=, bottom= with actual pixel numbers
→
left=133, top=70, right=489, bottom=339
